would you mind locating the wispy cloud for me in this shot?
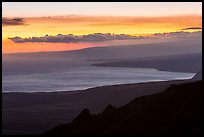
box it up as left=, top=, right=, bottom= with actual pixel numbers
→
left=181, top=27, right=202, bottom=30
left=8, top=33, right=144, bottom=43
left=2, top=17, right=27, bottom=26
left=33, top=15, right=202, bottom=26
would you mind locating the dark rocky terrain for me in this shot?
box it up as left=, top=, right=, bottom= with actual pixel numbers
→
left=43, top=80, right=202, bottom=135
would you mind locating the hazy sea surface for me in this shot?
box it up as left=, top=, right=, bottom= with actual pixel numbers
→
left=2, top=66, right=195, bottom=93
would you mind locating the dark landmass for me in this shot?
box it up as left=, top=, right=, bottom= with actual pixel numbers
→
left=43, top=80, right=202, bottom=135
left=2, top=80, right=189, bottom=135
left=92, top=53, right=202, bottom=73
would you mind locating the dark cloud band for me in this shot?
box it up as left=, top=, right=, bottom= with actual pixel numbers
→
left=153, top=31, right=202, bottom=38
left=181, top=27, right=202, bottom=30
left=8, top=31, right=202, bottom=44
left=8, top=33, right=144, bottom=43
left=2, top=18, right=26, bottom=26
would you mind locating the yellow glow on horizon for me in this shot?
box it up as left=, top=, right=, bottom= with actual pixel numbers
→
left=3, top=15, right=202, bottom=36
left=2, top=15, right=202, bottom=53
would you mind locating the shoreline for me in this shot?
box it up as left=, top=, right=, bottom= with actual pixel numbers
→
left=2, top=79, right=191, bottom=94
left=2, top=77, right=196, bottom=94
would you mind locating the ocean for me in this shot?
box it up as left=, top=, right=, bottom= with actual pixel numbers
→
left=2, top=65, right=195, bottom=93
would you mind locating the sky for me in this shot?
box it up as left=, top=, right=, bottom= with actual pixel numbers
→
left=2, top=2, right=202, bottom=53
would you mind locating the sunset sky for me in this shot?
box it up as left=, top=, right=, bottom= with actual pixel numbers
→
left=2, top=2, right=202, bottom=53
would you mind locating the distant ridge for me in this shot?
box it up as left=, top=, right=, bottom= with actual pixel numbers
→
left=92, top=53, right=202, bottom=73
left=3, top=38, right=202, bottom=60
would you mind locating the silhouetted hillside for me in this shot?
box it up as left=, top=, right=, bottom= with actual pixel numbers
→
left=43, top=80, right=202, bottom=135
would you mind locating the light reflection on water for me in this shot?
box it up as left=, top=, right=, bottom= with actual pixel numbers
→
left=2, top=66, right=195, bottom=93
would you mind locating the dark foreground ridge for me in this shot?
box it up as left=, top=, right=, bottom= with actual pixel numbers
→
left=43, top=80, right=202, bottom=135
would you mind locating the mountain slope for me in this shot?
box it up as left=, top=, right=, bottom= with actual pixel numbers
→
left=43, top=80, right=202, bottom=135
